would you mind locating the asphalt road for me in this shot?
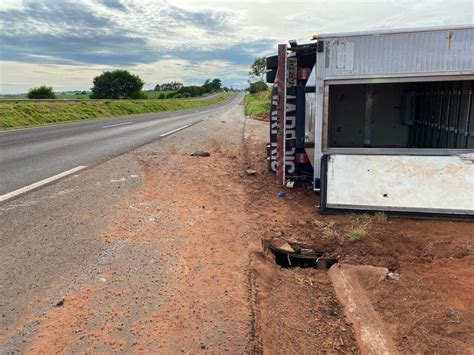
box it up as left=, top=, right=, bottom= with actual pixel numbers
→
left=0, top=93, right=242, bottom=195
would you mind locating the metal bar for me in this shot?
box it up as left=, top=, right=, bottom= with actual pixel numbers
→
left=422, top=87, right=432, bottom=147
left=325, top=75, right=474, bottom=85
left=414, top=89, right=425, bottom=147
left=325, top=203, right=474, bottom=216
left=427, top=83, right=437, bottom=147
left=441, top=86, right=452, bottom=148
left=434, top=86, right=444, bottom=148
left=448, top=84, right=461, bottom=148
left=453, top=85, right=463, bottom=148
left=322, top=147, right=474, bottom=155
left=364, top=85, right=374, bottom=146
left=465, top=86, right=473, bottom=148
left=276, top=44, right=287, bottom=185
left=316, top=25, right=474, bottom=40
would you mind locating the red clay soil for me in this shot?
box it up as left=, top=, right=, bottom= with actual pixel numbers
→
left=243, top=134, right=474, bottom=353
left=22, top=117, right=473, bottom=354
left=23, top=123, right=358, bottom=353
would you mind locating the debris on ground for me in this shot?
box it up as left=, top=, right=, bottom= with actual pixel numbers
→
left=246, top=169, right=257, bottom=176
left=263, top=238, right=339, bottom=269
left=55, top=298, right=65, bottom=307
left=190, top=150, right=210, bottom=157
left=385, top=271, right=400, bottom=281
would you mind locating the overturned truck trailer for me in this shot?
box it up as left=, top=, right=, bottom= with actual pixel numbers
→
left=269, top=26, right=474, bottom=217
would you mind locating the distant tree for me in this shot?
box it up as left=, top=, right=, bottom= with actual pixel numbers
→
left=202, top=78, right=222, bottom=93
left=210, top=78, right=222, bottom=91
left=90, top=70, right=144, bottom=99
left=202, top=79, right=212, bottom=93
left=248, top=80, right=268, bottom=94
left=154, top=81, right=184, bottom=91
left=178, top=85, right=205, bottom=97
left=249, top=57, right=266, bottom=82
left=27, top=85, right=56, bottom=99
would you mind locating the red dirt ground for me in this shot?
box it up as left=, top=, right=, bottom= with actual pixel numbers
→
left=243, top=132, right=474, bottom=354
left=22, top=117, right=473, bottom=354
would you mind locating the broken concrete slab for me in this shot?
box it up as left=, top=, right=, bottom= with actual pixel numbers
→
left=328, top=264, right=399, bottom=355
left=269, top=238, right=295, bottom=253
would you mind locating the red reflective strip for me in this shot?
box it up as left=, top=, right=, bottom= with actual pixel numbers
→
left=297, top=68, right=311, bottom=80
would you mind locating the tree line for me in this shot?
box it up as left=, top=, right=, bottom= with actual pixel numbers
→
left=154, top=82, right=184, bottom=91
left=26, top=71, right=226, bottom=100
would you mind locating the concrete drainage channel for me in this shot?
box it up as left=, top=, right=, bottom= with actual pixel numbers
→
left=263, top=237, right=399, bottom=354
left=263, top=238, right=339, bottom=270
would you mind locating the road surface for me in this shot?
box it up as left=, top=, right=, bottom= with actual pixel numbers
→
left=0, top=93, right=241, bottom=196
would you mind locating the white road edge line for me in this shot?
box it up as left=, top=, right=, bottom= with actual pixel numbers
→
left=159, top=124, right=193, bottom=137
left=102, top=121, right=133, bottom=128
left=0, top=165, right=88, bottom=203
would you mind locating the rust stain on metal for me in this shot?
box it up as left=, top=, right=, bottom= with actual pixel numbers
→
left=448, top=31, right=453, bottom=49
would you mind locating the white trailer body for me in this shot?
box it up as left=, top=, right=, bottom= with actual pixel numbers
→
left=313, top=26, right=474, bottom=216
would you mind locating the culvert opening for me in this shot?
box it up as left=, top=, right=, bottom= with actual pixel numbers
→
left=264, top=239, right=339, bottom=270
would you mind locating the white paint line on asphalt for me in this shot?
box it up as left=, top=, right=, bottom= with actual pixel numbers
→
left=159, top=124, right=193, bottom=137
left=0, top=165, right=88, bottom=203
left=102, top=121, right=133, bottom=128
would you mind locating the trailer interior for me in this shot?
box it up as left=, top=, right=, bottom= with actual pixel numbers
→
left=327, top=80, right=474, bottom=151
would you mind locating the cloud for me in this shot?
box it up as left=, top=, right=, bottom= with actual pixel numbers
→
left=0, top=0, right=473, bottom=93
left=0, top=57, right=250, bottom=94
left=99, top=0, right=128, bottom=11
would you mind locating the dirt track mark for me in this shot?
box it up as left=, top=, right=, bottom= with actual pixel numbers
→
left=246, top=256, right=263, bottom=354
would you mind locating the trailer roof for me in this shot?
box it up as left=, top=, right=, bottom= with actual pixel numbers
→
left=316, top=24, right=474, bottom=39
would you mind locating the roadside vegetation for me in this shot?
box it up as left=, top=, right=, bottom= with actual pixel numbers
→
left=244, top=89, right=271, bottom=119
left=313, top=212, right=388, bottom=242
left=0, top=90, right=176, bottom=100
left=0, top=93, right=231, bottom=130
left=27, top=85, right=56, bottom=99
left=244, top=56, right=270, bottom=120
left=1, top=71, right=229, bottom=101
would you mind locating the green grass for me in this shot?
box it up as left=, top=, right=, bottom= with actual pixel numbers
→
left=0, top=91, right=176, bottom=100
left=344, top=223, right=371, bottom=241
left=55, top=93, right=90, bottom=99
left=0, top=93, right=232, bottom=130
left=244, top=89, right=271, bottom=116
left=141, top=90, right=176, bottom=99
left=0, top=90, right=208, bottom=100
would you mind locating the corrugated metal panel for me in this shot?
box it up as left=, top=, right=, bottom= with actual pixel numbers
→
left=320, top=28, right=474, bottom=78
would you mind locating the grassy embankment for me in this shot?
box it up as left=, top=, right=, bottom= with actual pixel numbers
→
left=244, top=89, right=271, bottom=121
left=0, top=93, right=231, bottom=130
left=0, top=90, right=176, bottom=100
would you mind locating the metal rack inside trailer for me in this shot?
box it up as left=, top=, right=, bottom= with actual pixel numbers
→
left=313, top=26, right=474, bottom=217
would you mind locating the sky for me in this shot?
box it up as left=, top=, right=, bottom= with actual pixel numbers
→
left=0, top=0, right=473, bottom=94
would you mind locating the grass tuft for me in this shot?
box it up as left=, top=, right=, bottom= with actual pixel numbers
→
left=314, top=220, right=340, bottom=240
left=345, top=222, right=371, bottom=241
